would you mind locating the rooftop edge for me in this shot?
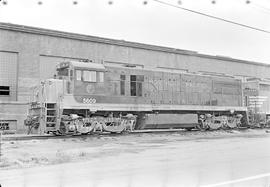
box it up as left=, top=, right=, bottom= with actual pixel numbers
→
left=0, top=22, right=269, bottom=67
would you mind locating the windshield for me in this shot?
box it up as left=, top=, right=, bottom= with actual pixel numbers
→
left=57, top=68, right=69, bottom=76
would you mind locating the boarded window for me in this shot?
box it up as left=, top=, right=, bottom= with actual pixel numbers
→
left=0, top=86, right=10, bottom=95
left=0, top=51, right=18, bottom=101
left=120, top=75, right=125, bottom=95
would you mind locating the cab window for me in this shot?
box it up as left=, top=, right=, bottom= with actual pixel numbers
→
left=57, top=68, right=69, bottom=76
left=83, top=71, right=96, bottom=82
left=76, top=70, right=104, bottom=82
left=76, top=70, right=82, bottom=81
left=98, top=72, right=104, bottom=82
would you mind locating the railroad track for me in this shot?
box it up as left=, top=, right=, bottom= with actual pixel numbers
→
left=1, top=127, right=259, bottom=141
left=1, top=129, right=187, bottom=141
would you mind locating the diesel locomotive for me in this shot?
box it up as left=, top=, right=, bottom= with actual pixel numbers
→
left=25, top=60, right=269, bottom=135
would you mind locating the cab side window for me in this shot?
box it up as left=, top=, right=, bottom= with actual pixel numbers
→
left=83, top=71, right=96, bottom=82
left=98, top=72, right=104, bottom=83
left=76, top=70, right=82, bottom=81
left=76, top=70, right=104, bottom=83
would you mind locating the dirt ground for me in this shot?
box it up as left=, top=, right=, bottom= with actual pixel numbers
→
left=1, top=129, right=270, bottom=187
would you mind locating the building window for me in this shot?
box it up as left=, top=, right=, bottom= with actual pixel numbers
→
left=83, top=71, right=96, bottom=82
left=76, top=70, right=82, bottom=81
left=0, top=86, right=10, bottom=96
left=120, top=75, right=125, bottom=95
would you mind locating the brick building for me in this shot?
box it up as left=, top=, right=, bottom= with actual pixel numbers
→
left=0, top=22, right=269, bottom=133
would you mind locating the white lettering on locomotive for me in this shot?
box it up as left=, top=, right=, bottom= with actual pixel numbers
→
left=82, top=98, right=96, bottom=104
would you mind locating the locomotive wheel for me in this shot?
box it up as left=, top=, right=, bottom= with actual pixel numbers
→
left=227, top=121, right=237, bottom=129
left=196, top=122, right=204, bottom=131
left=208, top=123, right=222, bottom=130
left=27, top=126, right=33, bottom=135
left=93, top=121, right=103, bottom=132
left=204, top=124, right=210, bottom=131
left=76, top=119, right=91, bottom=134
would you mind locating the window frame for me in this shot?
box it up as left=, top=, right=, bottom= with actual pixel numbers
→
left=83, top=70, right=97, bottom=82
left=76, top=70, right=82, bottom=81
left=0, top=86, right=10, bottom=96
left=130, top=75, right=144, bottom=97
left=75, top=69, right=105, bottom=83
left=57, top=67, right=69, bottom=77
left=0, top=122, right=9, bottom=130
left=98, top=72, right=104, bottom=83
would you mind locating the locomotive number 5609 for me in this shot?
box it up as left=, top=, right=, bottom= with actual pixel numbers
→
left=82, top=98, right=96, bottom=104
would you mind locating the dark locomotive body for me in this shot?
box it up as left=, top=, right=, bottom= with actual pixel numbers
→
left=27, top=61, right=248, bottom=134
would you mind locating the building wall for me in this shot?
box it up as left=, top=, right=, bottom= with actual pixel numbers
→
left=0, top=51, right=18, bottom=101
left=0, top=102, right=27, bottom=133
left=0, top=23, right=270, bottom=133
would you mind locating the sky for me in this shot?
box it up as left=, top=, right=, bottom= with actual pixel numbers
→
left=0, top=0, right=270, bottom=63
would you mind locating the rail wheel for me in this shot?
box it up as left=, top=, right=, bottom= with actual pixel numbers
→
left=76, top=119, right=92, bottom=134
left=196, top=123, right=203, bottom=130
left=208, top=122, right=222, bottom=130
left=93, top=121, right=103, bottom=132
left=227, top=118, right=237, bottom=128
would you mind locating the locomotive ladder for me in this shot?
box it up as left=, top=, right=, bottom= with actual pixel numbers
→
left=44, top=103, right=57, bottom=132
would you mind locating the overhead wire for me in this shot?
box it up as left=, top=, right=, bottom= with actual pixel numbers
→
left=152, top=0, right=270, bottom=34
left=1, top=0, right=270, bottom=31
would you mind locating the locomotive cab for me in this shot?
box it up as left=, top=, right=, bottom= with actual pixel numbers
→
left=56, top=61, right=106, bottom=96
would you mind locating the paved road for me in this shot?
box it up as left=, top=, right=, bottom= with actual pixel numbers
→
left=1, top=131, right=270, bottom=187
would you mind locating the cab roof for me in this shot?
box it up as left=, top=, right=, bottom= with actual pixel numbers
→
left=60, top=61, right=106, bottom=71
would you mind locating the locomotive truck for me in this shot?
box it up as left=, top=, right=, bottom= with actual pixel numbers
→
left=25, top=60, right=260, bottom=135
